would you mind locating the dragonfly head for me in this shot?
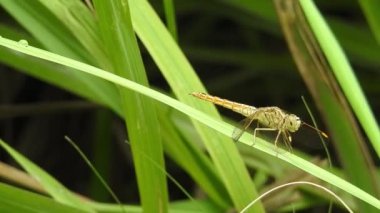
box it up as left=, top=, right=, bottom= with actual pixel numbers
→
left=285, top=114, right=301, bottom=132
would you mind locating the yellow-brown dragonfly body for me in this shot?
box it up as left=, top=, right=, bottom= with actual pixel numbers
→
left=191, top=92, right=326, bottom=150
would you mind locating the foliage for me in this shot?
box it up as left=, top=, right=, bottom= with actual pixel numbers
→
left=0, top=0, right=379, bottom=212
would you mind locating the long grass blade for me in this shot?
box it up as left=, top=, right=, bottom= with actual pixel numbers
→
left=274, top=1, right=380, bottom=211
left=93, top=0, right=168, bottom=211
left=129, top=1, right=263, bottom=211
left=0, top=139, right=92, bottom=211
left=0, top=37, right=379, bottom=209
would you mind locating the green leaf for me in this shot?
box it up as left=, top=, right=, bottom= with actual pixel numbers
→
left=37, top=0, right=111, bottom=69
left=274, top=1, right=380, bottom=211
left=0, top=36, right=379, bottom=210
left=359, top=0, right=380, bottom=44
left=93, top=0, right=168, bottom=212
left=0, top=0, right=121, bottom=116
left=301, top=0, right=380, bottom=158
left=0, top=139, right=93, bottom=212
left=0, top=10, right=228, bottom=209
left=0, top=182, right=87, bottom=213
left=129, top=1, right=264, bottom=211
left=157, top=104, right=230, bottom=208
left=163, top=0, right=178, bottom=40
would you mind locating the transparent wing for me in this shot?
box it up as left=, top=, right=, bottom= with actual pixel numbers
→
left=232, top=114, right=256, bottom=142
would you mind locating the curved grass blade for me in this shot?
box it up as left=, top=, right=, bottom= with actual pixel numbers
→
left=0, top=139, right=93, bottom=212
left=0, top=182, right=87, bottom=213
left=0, top=37, right=379, bottom=210
left=64, top=136, right=125, bottom=213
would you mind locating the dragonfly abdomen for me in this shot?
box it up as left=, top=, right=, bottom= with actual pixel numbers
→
left=191, top=92, right=255, bottom=117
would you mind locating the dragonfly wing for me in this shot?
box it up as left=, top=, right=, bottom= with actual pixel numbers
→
left=232, top=115, right=256, bottom=142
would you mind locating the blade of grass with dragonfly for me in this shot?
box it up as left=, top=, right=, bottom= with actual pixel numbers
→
left=274, top=0, right=380, bottom=212
left=1, top=36, right=379, bottom=210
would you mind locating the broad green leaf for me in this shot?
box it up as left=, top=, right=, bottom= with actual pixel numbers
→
left=93, top=0, right=168, bottom=212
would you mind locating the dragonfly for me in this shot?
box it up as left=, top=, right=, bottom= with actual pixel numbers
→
left=191, top=92, right=328, bottom=151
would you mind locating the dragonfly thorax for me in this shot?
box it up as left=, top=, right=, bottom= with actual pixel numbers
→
left=255, top=107, right=301, bottom=132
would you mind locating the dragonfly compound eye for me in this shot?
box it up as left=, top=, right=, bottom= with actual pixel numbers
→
left=287, top=114, right=301, bottom=132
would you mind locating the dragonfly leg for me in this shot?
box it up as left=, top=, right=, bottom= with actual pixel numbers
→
left=274, top=131, right=282, bottom=156
left=274, top=131, right=281, bottom=147
left=282, top=131, right=293, bottom=153
left=232, top=116, right=256, bottom=142
left=252, top=122, right=259, bottom=146
left=252, top=128, right=277, bottom=146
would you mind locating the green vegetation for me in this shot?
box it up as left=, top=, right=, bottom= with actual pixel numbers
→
left=0, top=0, right=379, bottom=212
